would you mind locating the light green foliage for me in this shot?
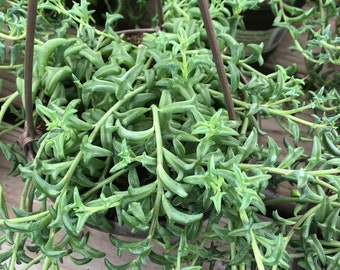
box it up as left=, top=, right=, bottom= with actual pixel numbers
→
left=0, top=0, right=339, bottom=270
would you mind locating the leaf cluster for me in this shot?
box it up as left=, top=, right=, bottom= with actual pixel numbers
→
left=0, top=0, right=339, bottom=269
left=270, top=0, right=340, bottom=92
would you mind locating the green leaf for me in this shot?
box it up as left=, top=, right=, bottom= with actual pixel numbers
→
left=307, top=234, right=326, bottom=265
left=0, top=247, right=13, bottom=264
left=264, top=136, right=282, bottom=166
left=221, top=33, right=243, bottom=62
left=0, top=185, right=9, bottom=218
left=255, top=233, right=286, bottom=266
left=243, top=43, right=264, bottom=65
left=278, top=145, right=304, bottom=169
left=79, top=47, right=105, bottom=68
left=183, top=174, right=211, bottom=186
left=116, top=119, right=155, bottom=142
left=127, top=202, right=152, bottom=224
left=115, top=182, right=157, bottom=208
left=69, top=232, right=105, bottom=263
left=317, top=208, right=340, bottom=241
left=241, top=128, right=258, bottom=160
left=40, top=160, right=73, bottom=179
left=114, top=107, right=149, bottom=127
left=247, top=95, right=260, bottom=116
left=161, top=196, right=202, bottom=225
left=43, top=66, right=72, bottom=95
left=228, top=61, right=240, bottom=92
left=272, top=210, right=296, bottom=225
left=109, top=235, right=152, bottom=257
left=80, top=135, right=113, bottom=163
left=149, top=251, right=174, bottom=267
left=210, top=190, right=226, bottom=213
left=4, top=214, right=50, bottom=233
left=37, top=38, right=76, bottom=75
left=104, top=13, right=124, bottom=31
left=41, top=238, right=71, bottom=263
left=159, top=95, right=197, bottom=114
left=19, top=166, right=63, bottom=198
left=121, top=210, right=149, bottom=232
left=162, top=147, right=195, bottom=172
left=157, top=165, right=188, bottom=197
left=196, top=138, right=215, bottom=161
left=288, top=118, right=300, bottom=146
left=113, top=64, right=144, bottom=100
left=82, top=76, right=119, bottom=96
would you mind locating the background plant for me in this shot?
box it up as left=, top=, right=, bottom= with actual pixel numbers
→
left=0, top=0, right=339, bottom=269
left=270, top=0, right=340, bottom=92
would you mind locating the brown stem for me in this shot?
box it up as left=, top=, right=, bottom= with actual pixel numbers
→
left=198, top=0, right=236, bottom=120
left=156, top=0, right=164, bottom=28
left=20, top=0, right=38, bottom=160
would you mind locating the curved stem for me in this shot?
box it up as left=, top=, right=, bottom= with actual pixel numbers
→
left=0, top=64, right=23, bottom=69
left=148, top=104, right=164, bottom=238
left=82, top=168, right=130, bottom=199
left=0, top=32, right=26, bottom=41
left=0, top=92, right=19, bottom=124
left=23, top=254, right=44, bottom=270
left=0, top=211, right=49, bottom=225
left=8, top=178, right=33, bottom=270
left=238, top=163, right=340, bottom=177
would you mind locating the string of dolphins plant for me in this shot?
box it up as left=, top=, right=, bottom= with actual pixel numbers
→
left=270, top=0, right=340, bottom=92
left=0, top=0, right=339, bottom=269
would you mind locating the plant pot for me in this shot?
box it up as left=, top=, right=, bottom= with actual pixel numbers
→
left=65, top=0, right=158, bottom=30
left=229, top=0, right=306, bottom=58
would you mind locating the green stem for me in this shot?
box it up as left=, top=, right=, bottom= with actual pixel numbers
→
left=239, top=163, right=340, bottom=177
left=250, top=229, right=265, bottom=270
left=0, top=92, right=19, bottom=124
left=264, top=197, right=316, bottom=206
left=0, top=64, right=23, bottom=69
left=8, top=178, right=33, bottom=270
left=268, top=109, right=328, bottom=128
left=319, top=241, right=340, bottom=248
left=9, top=233, right=23, bottom=270
left=41, top=256, right=52, bottom=270
left=23, top=254, right=44, bottom=270
left=148, top=104, right=164, bottom=239
left=233, top=94, right=328, bottom=130
left=290, top=247, right=340, bottom=259
left=82, top=168, right=130, bottom=199
left=181, top=48, right=188, bottom=82
left=171, top=0, right=190, bottom=19
left=0, top=32, right=26, bottom=41
left=282, top=194, right=338, bottom=250
left=240, top=116, right=249, bottom=135
left=0, top=211, right=49, bottom=225
left=263, top=104, right=312, bottom=116
left=314, top=177, right=338, bottom=192
left=0, top=120, right=25, bottom=136
left=229, top=221, right=238, bottom=270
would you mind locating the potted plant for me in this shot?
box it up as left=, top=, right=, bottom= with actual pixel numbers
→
left=0, top=0, right=339, bottom=269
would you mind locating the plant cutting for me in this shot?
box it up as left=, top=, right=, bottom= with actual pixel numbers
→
left=0, top=0, right=339, bottom=269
